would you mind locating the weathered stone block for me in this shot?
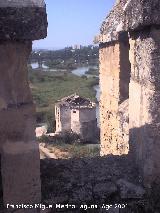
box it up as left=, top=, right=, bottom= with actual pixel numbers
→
left=129, top=27, right=160, bottom=185
left=0, top=104, right=36, bottom=147
left=100, top=41, right=130, bottom=156
left=0, top=0, right=47, bottom=40
left=99, top=0, right=128, bottom=43
left=0, top=41, right=33, bottom=107
left=125, top=0, right=160, bottom=31
left=1, top=141, right=41, bottom=205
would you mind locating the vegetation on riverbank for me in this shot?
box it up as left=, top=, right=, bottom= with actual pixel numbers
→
left=29, top=69, right=98, bottom=131
left=29, top=45, right=99, bottom=70
left=39, top=134, right=100, bottom=159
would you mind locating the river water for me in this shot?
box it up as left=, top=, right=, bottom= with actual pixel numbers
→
left=31, top=63, right=100, bottom=125
left=31, top=62, right=48, bottom=69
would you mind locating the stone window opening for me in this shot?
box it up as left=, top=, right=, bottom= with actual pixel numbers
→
left=119, top=32, right=131, bottom=104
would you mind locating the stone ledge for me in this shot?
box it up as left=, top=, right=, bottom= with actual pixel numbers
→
left=0, top=7, right=47, bottom=40
left=0, top=0, right=45, bottom=8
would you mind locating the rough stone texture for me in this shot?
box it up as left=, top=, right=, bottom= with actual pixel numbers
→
left=129, top=27, right=160, bottom=185
left=0, top=42, right=33, bottom=109
left=98, top=0, right=160, bottom=44
left=0, top=41, right=41, bottom=205
left=41, top=156, right=147, bottom=212
left=99, top=0, right=160, bottom=187
left=0, top=0, right=47, bottom=40
left=99, top=0, right=127, bottom=43
left=118, top=99, right=129, bottom=147
left=99, top=41, right=129, bottom=156
left=0, top=0, right=45, bottom=7
left=1, top=142, right=41, bottom=205
left=117, top=179, right=145, bottom=199
left=125, top=0, right=160, bottom=31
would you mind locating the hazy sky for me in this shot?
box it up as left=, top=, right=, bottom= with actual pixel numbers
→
left=33, top=0, right=115, bottom=49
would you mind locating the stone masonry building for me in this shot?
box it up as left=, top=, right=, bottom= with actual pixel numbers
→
left=55, top=94, right=97, bottom=142
left=98, top=0, right=160, bottom=185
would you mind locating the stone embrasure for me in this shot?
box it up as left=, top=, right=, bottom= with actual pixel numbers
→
left=0, top=0, right=47, bottom=40
left=99, top=0, right=160, bottom=44
left=99, top=0, right=127, bottom=43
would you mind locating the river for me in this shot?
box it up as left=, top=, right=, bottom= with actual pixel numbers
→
left=31, top=62, right=48, bottom=69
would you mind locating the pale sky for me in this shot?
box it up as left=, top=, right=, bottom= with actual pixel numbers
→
left=33, top=0, right=115, bottom=49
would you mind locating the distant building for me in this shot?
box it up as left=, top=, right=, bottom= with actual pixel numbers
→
left=72, top=44, right=81, bottom=50
left=55, top=94, right=97, bottom=142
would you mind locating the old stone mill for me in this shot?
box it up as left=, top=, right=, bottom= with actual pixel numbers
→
left=0, top=0, right=160, bottom=211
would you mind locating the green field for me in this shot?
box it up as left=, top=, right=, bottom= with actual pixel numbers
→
left=29, top=69, right=98, bottom=131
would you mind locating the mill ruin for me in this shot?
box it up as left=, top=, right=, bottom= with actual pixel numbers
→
left=55, top=94, right=97, bottom=142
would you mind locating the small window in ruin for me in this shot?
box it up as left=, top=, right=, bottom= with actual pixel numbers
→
left=73, top=110, right=76, bottom=113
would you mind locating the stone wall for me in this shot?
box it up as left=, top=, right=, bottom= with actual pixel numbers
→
left=129, top=27, right=160, bottom=185
left=55, top=105, right=71, bottom=133
left=0, top=0, right=47, bottom=207
left=99, top=40, right=129, bottom=156
left=72, top=108, right=97, bottom=142
left=99, top=0, right=160, bottom=186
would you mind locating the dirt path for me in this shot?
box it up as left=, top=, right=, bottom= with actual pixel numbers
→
left=39, top=143, right=70, bottom=159
left=39, top=145, right=57, bottom=159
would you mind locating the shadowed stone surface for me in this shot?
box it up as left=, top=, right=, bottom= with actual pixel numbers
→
left=0, top=0, right=47, bottom=40
left=129, top=27, right=160, bottom=185
left=0, top=41, right=41, bottom=206
left=0, top=0, right=45, bottom=7
left=41, top=156, right=147, bottom=212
